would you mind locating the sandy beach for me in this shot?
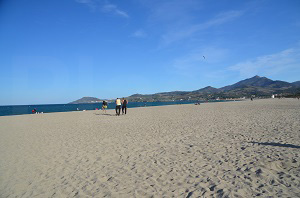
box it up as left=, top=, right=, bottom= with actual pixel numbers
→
left=0, top=99, right=299, bottom=197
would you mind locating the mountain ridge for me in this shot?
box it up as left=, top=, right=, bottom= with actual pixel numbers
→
left=70, top=76, right=300, bottom=103
left=292, top=81, right=300, bottom=87
left=69, top=97, right=102, bottom=104
left=128, top=75, right=299, bottom=101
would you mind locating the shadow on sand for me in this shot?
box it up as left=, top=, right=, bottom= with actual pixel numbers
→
left=94, top=113, right=116, bottom=116
left=249, top=141, right=300, bottom=149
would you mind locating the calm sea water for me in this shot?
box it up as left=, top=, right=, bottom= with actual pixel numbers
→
left=0, top=100, right=228, bottom=116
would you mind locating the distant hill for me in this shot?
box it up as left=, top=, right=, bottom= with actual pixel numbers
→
left=219, top=75, right=293, bottom=91
left=193, top=86, right=220, bottom=93
left=293, top=81, right=300, bottom=87
left=70, top=76, right=300, bottom=103
left=69, top=97, right=102, bottom=104
left=127, top=75, right=300, bottom=101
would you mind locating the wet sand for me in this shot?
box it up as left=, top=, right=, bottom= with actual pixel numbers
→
left=0, top=99, right=300, bottom=197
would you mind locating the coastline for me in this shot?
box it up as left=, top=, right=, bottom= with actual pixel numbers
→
left=0, top=99, right=239, bottom=117
left=0, top=99, right=299, bottom=197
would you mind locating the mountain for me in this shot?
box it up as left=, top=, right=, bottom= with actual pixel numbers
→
left=69, top=97, right=102, bottom=104
left=70, top=76, right=300, bottom=103
left=219, top=75, right=293, bottom=91
left=292, top=81, right=300, bottom=87
left=127, top=76, right=299, bottom=101
left=193, top=86, right=220, bottom=93
left=155, top=91, right=189, bottom=96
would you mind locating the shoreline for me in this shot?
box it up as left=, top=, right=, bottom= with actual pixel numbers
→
left=0, top=99, right=244, bottom=117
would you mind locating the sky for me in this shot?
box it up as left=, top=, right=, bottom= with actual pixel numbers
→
left=0, top=0, right=300, bottom=105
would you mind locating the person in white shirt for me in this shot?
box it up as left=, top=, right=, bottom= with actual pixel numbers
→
left=115, top=98, right=121, bottom=116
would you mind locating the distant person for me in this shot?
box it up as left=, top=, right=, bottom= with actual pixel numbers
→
left=115, top=98, right=121, bottom=116
left=102, top=100, right=108, bottom=113
left=32, top=108, right=37, bottom=114
left=250, top=97, right=253, bottom=101
left=122, top=98, right=128, bottom=115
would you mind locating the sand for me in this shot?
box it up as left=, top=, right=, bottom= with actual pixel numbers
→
left=0, top=99, right=300, bottom=197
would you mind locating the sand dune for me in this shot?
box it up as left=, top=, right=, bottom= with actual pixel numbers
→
left=0, top=99, right=300, bottom=197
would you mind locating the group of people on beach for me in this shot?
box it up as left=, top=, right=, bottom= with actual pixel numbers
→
left=31, top=108, right=43, bottom=114
left=102, top=98, right=128, bottom=116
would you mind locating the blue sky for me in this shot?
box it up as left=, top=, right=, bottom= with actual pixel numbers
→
left=0, top=0, right=300, bottom=105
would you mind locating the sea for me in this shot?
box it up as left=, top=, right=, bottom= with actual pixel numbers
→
left=0, top=100, right=228, bottom=116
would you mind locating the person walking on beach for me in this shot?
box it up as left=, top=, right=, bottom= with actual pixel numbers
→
left=102, top=100, right=108, bottom=113
left=32, top=108, right=37, bottom=114
left=115, top=98, right=121, bottom=116
left=122, top=98, right=128, bottom=115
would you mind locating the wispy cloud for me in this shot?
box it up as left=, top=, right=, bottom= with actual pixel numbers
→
left=148, top=0, right=201, bottom=23
left=161, top=10, right=244, bottom=46
left=76, top=0, right=92, bottom=3
left=102, top=4, right=129, bottom=18
left=205, top=10, right=243, bottom=27
left=131, top=29, right=147, bottom=38
left=229, top=47, right=300, bottom=78
left=75, top=0, right=97, bottom=11
left=76, top=0, right=129, bottom=18
left=76, top=0, right=93, bottom=3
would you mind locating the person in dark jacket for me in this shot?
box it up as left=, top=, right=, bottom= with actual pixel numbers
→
left=122, top=98, right=128, bottom=115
